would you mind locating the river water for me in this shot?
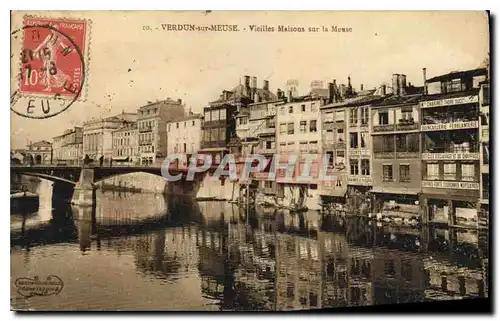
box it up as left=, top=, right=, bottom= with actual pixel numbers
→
left=11, top=182, right=489, bottom=311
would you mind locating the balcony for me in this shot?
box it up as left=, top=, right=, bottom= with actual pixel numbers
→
left=255, top=147, right=276, bottom=155
left=139, top=126, right=152, bottom=133
left=324, top=140, right=345, bottom=150
left=481, top=126, right=489, bottom=141
left=396, top=152, right=420, bottom=159
left=347, top=175, right=372, bottom=186
left=257, top=127, right=276, bottom=136
left=373, top=124, right=395, bottom=132
left=395, top=121, right=419, bottom=131
left=374, top=152, right=395, bottom=159
left=139, top=140, right=153, bottom=146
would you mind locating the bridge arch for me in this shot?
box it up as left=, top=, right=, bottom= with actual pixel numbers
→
left=19, top=172, right=77, bottom=186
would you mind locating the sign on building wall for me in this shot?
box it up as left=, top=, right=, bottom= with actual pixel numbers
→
left=421, top=153, right=480, bottom=160
left=420, top=96, right=479, bottom=108
left=347, top=176, right=372, bottom=186
left=420, top=121, right=479, bottom=131
left=422, top=180, right=479, bottom=190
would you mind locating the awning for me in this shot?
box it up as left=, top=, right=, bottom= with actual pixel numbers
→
left=369, top=187, right=419, bottom=195
left=112, top=156, right=130, bottom=161
left=199, top=147, right=228, bottom=152
left=320, top=188, right=347, bottom=197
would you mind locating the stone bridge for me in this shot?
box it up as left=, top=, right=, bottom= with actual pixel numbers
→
left=11, top=165, right=204, bottom=206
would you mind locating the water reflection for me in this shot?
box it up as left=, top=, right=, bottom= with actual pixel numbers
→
left=11, top=190, right=488, bottom=311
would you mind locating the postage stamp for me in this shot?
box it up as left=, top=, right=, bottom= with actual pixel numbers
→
left=10, top=16, right=90, bottom=119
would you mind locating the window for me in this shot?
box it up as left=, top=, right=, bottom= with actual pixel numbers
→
left=310, top=120, right=317, bottom=132
left=279, top=142, right=286, bottom=151
left=335, top=110, right=345, bottom=123
left=279, top=106, right=285, bottom=115
left=267, top=118, right=276, bottom=129
left=287, top=123, right=294, bottom=135
left=309, top=141, right=318, bottom=152
left=167, top=124, right=171, bottom=132
left=301, top=104, right=306, bottom=112
left=300, top=121, right=307, bottom=133
left=361, top=159, right=370, bottom=175
left=336, top=128, right=345, bottom=143
left=360, top=132, right=367, bottom=148
left=444, top=163, right=456, bottom=180
left=361, top=107, right=369, bottom=125
left=426, top=163, right=439, bottom=180
left=220, top=109, right=226, bottom=120
left=383, top=165, right=393, bottom=181
left=350, top=133, right=358, bottom=148
left=379, top=110, right=389, bottom=125
left=311, top=103, right=317, bottom=112
left=211, top=110, right=219, bottom=121
left=289, top=106, right=293, bottom=113
left=220, top=127, right=226, bottom=140
left=461, top=164, right=475, bottom=181
left=336, top=150, right=345, bottom=167
left=401, top=107, right=413, bottom=121
left=349, top=108, right=358, bottom=125
left=280, top=123, right=287, bottom=134
left=300, top=142, right=308, bottom=152
left=350, top=159, right=359, bottom=175
left=400, top=164, right=410, bottom=182
left=192, top=120, right=195, bottom=126
left=325, top=112, right=334, bottom=122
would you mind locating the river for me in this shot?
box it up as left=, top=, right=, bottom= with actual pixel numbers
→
left=10, top=181, right=488, bottom=311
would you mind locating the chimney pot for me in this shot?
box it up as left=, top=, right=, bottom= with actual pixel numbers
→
left=423, top=68, right=428, bottom=95
left=360, top=84, right=364, bottom=91
left=263, top=80, right=270, bottom=91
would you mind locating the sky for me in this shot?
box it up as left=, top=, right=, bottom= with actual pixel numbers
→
left=10, top=11, right=489, bottom=149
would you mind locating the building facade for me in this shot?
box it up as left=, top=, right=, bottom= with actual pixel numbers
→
left=112, top=122, right=138, bottom=164
left=137, top=99, right=185, bottom=165
left=370, top=88, right=422, bottom=220
left=52, top=127, right=83, bottom=165
left=166, top=113, right=203, bottom=167
left=419, top=68, right=487, bottom=225
left=201, top=76, right=276, bottom=166
left=276, top=96, right=324, bottom=210
left=25, top=140, right=52, bottom=165
left=479, top=82, right=490, bottom=228
left=83, top=112, right=137, bottom=163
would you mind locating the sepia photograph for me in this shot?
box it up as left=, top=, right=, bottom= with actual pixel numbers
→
left=9, top=10, right=491, bottom=312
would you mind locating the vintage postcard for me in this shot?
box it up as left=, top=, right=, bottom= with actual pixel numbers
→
left=10, top=11, right=490, bottom=311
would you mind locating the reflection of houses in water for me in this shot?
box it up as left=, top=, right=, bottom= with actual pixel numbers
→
left=134, top=227, right=199, bottom=280
left=95, top=192, right=167, bottom=225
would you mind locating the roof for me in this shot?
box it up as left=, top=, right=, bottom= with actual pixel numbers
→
left=210, top=83, right=277, bottom=105
left=321, top=94, right=384, bottom=109
left=426, top=68, right=487, bottom=83
left=30, top=140, right=51, bottom=147
left=105, top=112, right=137, bottom=123
left=371, top=94, right=423, bottom=108
left=167, top=113, right=203, bottom=123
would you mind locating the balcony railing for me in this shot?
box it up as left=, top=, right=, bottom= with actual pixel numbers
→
left=139, top=126, right=152, bottom=133
left=396, top=152, right=419, bottom=159
left=374, top=152, right=395, bottom=159
left=395, top=122, right=419, bottom=131
left=257, top=127, right=276, bottom=136
left=373, top=124, right=395, bottom=132
left=255, top=147, right=276, bottom=155
left=483, top=188, right=489, bottom=200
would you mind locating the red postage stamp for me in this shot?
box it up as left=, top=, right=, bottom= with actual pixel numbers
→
left=19, top=17, right=88, bottom=101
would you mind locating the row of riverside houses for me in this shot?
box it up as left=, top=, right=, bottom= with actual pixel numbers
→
left=194, top=69, right=489, bottom=229
left=18, top=67, right=489, bottom=229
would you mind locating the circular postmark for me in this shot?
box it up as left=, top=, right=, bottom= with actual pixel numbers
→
left=11, top=19, right=87, bottom=119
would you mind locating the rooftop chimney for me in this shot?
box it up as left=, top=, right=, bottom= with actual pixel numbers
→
left=177, top=99, right=182, bottom=104
left=360, top=84, right=364, bottom=91
left=398, top=74, right=407, bottom=96
left=276, top=88, right=283, bottom=100
left=251, top=76, right=258, bottom=98
left=381, top=84, right=387, bottom=96
left=263, top=80, right=269, bottom=91
left=328, top=82, right=334, bottom=103
left=423, top=68, right=427, bottom=95
left=392, top=74, right=400, bottom=96
left=287, top=90, right=293, bottom=103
